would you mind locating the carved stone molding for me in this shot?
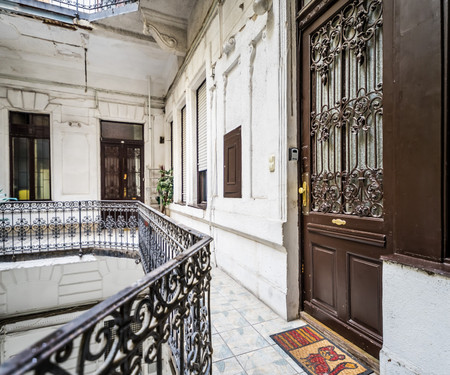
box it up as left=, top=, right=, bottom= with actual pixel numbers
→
left=223, top=36, right=236, bottom=56
left=253, top=0, right=273, bottom=15
left=144, top=22, right=178, bottom=50
left=141, top=15, right=187, bottom=56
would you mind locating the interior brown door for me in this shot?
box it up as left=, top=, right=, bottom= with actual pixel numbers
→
left=299, top=0, right=389, bottom=357
left=101, top=142, right=144, bottom=201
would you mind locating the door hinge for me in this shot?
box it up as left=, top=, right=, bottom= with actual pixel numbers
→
left=301, top=264, right=304, bottom=273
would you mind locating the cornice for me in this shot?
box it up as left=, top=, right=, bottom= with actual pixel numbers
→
left=140, top=7, right=188, bottom=30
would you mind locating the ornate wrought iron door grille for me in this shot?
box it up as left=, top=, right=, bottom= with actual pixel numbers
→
left=310, top=0, right=383, bottom=217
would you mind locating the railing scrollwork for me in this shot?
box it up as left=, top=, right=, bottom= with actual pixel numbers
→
left=0, top=200, right=213, bottom=375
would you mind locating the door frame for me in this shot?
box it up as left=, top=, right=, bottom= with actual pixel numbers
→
left=296, top=0, right=392, bottom=358
left=100, top=139, right=145, bottom=202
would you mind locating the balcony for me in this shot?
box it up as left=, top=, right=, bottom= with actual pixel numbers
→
left=0, top=201, right=310, bottom=374
left=1, top=0, right=139, bottom=21
left=0, top=200, right=213, bottom=374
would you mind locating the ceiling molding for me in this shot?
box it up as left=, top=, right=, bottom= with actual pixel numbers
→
left=142, top=20, right=186, bottom=56
left=140, top=6, right=188, bottom=29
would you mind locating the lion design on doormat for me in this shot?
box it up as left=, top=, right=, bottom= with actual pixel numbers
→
left=304, top=345, right=358, bottom=375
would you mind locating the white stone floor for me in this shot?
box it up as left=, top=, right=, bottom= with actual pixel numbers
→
left=210, top=267, right=308, bottom=375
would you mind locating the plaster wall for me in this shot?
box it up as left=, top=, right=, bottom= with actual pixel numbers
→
left=0, top=13, right=168, bottom=204
left=380, top=261, right=450, bottom=375
left=166, top=0, right=299, bottom=320
left=0, top=255, right=144, bottom=318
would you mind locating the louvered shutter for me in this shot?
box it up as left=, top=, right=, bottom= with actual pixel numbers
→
left=181, top=106, right=187, bottom=203
left=197, top=81, right=207, bottom=172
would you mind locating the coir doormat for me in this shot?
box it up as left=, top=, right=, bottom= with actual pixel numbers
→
left=270, top=325, right=373, bottom=375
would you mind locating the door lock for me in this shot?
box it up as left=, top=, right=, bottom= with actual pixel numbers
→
left=299, top=172, right=310, bottom=215
left=298, top=181, right=307, bottom=206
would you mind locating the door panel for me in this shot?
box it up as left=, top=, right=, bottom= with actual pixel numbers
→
left=311, top=245, right=337, bottom=312
left=103, top=144, right=121, bottom=200
left=125, top=146, right=142, bottom=199
left=348, top=254, right=382, bottom=335
left=101, top=142, right=144, bottom=201
left=300, top=0, right=388, bottom=357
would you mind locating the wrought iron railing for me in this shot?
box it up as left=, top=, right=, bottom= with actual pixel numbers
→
left=0, top=200, right=139, bottom=260
left=7, top=0, right=139, bottom=21
left=42, top=0, right=136, bottom=13
left=0, top=201, right=213, bottom=375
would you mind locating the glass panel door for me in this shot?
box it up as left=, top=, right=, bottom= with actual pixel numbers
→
left=103, top=144, right=121, bottom=200
left=101, top=142, right=143, bottom=201
left=310, top=0, right=383, bottom=217
left=125, top=146, right=142, bottom=200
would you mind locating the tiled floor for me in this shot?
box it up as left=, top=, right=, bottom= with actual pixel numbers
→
left=210, top=267, right=308, bottom=375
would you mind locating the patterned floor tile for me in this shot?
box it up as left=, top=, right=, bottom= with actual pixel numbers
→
left=210, top=266, right=309, bottom=375
left=211, top=296, right=236, bottom=314
left=239, top=305, right=279, bottom=325
left=212, top=309, right=251, bottom=333
left=236, top=346, right=298, bottom=375
left=220, top=326, right=270, bottom=356
left=272, top=343, right=307, bottom=373
left=212, top=334, right=234, bottom=362
left=227, top=294, right=264, bottom=310
left=212, top=357, right=247, bottom=375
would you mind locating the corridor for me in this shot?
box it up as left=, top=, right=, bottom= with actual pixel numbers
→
left=210, top=267, right=307, bottom=375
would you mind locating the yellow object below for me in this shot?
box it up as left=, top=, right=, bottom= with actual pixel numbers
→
left=19, top=190, right=29, bottom=200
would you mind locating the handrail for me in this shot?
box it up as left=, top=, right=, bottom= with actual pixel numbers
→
left=0, top=201, right=213, bottom=375
left=0, top=200, right=140, bottom=260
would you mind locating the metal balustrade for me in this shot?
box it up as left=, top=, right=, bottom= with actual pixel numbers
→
left=6, top=0, right=139, bottom=21
left=0, top=200, right=213, bottom=375
left=0, top=200, right=139, bottom=260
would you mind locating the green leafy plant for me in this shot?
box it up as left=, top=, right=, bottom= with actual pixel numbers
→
left=156, top=169, right=173, bottom=214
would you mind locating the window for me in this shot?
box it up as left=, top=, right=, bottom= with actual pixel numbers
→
left=10, top=111, right=51, bottom=201
left=100, top=121, right=144, bottom=201
left=224, top=126, right=241, bottom=198
left=197, top=80, right=207, bottom=206
left=181, top=106, right=187, bottom=203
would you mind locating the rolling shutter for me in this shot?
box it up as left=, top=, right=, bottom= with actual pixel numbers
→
left=181, top=106, right=187, bottom=203
left=197, top=80, right=207, bottom=172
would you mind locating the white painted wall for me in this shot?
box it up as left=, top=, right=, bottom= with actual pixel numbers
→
left=0, top=255, right=144, bottom=318
left=0, top=13, right=171, bottom=204
left=165, top=0, right=299, bottom=320
left=380, top=261, right=450, bottom=375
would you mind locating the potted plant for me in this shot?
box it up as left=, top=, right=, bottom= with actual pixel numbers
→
left=156, top=169, right=173, bottom=215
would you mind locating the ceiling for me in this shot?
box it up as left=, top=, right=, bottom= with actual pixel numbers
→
left=0, top=0, right=199, bottom=99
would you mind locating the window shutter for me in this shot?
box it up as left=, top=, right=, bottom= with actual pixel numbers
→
left=181, top=106, right=187, bottom=203
left=224, top=126, right=241, bottom=198
left=197, top=81, right=207, bottom=172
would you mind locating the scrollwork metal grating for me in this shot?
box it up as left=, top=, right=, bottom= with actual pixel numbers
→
left=0, top=201, right=213, bottom=375
left=0, top=200, right=139, bottom=257
left=310, top=0, right=383, bottom=217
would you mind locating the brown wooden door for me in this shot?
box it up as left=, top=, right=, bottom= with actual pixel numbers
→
left=299, top=0, right=389, bottom=358
left=101, top=142, right=144, bottom=201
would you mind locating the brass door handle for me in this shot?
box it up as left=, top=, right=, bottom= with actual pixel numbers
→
left=332, top=218, right=346, bottom=226
left=299, top=181, right=307, bottom=207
